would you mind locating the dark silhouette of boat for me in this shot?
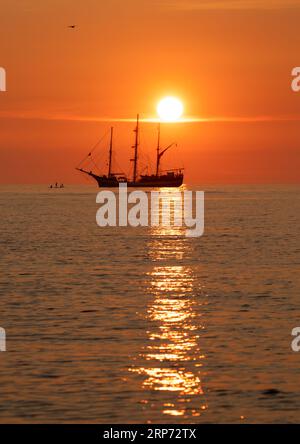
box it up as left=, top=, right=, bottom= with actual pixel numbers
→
left=76, top=115, right=184, bottom=188
left=49, top=182, right=65, bottom=189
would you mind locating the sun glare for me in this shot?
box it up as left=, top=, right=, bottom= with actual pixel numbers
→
left=157, top=97, right=184, bottom=122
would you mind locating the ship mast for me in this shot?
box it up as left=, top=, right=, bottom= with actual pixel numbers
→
left=132, top=114, right=139, bottom=183
left=156, top=123, right=178, bottom=174
left=156, top=122, right=161, bottom=176
left=108, top=127, right=113, bottom=177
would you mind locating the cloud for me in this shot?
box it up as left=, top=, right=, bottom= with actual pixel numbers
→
left=163, top=0, right=300, bottom=11
left=1, top=110, right=300, bottom=124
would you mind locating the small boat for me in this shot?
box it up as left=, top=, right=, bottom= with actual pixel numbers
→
left=76, top=115, right=184, bottom=188
left=49, top=183, right=65, bottom=189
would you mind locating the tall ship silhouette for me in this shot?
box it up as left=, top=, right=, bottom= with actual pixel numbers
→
left=76, top=115, right=184, bottom=187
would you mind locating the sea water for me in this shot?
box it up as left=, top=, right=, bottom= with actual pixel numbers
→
left=0, top=184, right=299, bottom=423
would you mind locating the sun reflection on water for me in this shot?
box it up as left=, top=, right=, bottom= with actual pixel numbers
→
left=129, top=198, right=207, bottom=420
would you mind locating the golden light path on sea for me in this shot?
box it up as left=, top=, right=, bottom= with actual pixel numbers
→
left=129, top=199, right=208, bottom=419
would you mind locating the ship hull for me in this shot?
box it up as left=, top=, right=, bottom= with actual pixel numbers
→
left=95, top=177, right=184, bottom=188
left=84, top=171, right=184, bottom=188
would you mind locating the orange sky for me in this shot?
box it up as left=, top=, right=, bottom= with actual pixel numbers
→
left=0, top=0, right=300, bottom=184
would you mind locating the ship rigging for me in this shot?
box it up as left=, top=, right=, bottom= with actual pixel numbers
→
left=76, top=114, right=184, bottom=188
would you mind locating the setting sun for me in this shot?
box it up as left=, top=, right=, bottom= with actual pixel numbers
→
left=157, top=97, right=184, bottom=122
